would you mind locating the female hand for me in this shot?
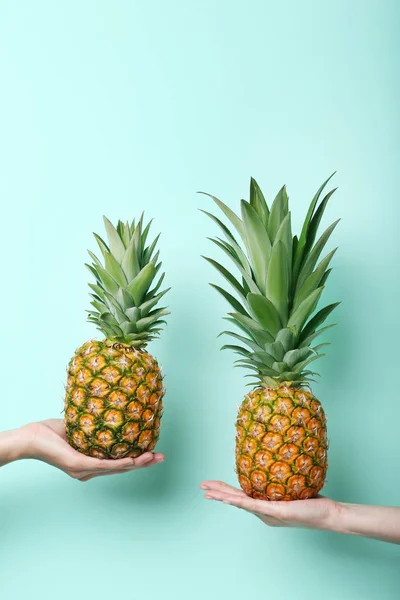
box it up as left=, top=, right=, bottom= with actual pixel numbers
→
left=200, top=480, right=400, bottom=544
left=200, top=480, right=338, bottom=529
left=1, top=419, right=164, bottom=481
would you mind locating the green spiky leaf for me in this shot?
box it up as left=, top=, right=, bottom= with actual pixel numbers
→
left=241, top=200, right=271, bottom=292
left=249, top=177, right=269, bottom=227
left=203, top=174, right=339, bottom=385
left=86, top=216, right=169, bottom=346
left=247, top=293, right=282, bottom=337
left=266, top=240, right=289, bottom=323
left=103, top=216, right=126, bottom=263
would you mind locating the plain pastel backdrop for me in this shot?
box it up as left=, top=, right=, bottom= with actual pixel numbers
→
left=0, top=1, right=399, bottom=598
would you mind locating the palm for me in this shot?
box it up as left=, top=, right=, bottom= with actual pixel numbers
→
left=200, top=480, right=338, bottom=529
left=23, top=419, right=164, bottom=481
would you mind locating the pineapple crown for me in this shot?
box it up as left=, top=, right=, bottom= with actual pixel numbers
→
left=86, top=215, right=170, bottom=347
left=202, top=173, right=340, bottom=388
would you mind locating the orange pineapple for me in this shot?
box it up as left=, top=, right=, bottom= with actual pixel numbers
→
left=203, top=175, right=339, bottom=500
left=236, top=386, right=327, bottom=500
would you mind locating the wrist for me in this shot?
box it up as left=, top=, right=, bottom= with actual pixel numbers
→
left=324, top=500, right=349, bottom=534
left=0, top=426, right=32, bottom=465
left=17, top=423, right=44, bottom=459
left=325, top=501, right=374, bottom=538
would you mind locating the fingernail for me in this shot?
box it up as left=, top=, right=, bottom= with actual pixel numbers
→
left=155, top=457, right=164, bottom=463
left=204, top=494, right=214, bottom=500
left=200, top=484, right=209, bottom=490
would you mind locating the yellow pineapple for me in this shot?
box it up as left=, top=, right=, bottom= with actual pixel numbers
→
left=202, top=175, right=339, bottom=500
left=65, top=216, right=169, bottom=459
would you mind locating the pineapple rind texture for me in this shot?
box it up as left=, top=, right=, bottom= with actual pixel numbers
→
left=236, top=386, right=327, bottom=501
left=65, top=340, right=164, bottom=458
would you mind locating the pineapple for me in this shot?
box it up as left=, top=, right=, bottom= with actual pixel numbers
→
left=202, top=174, right=339, bottom=500
left=64, top=215, right=169, bottom=459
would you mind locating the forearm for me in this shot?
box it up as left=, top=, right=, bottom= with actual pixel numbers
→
left=0, top=427, right=29, bottom=467
left=331, top=502, right=400, bottom=544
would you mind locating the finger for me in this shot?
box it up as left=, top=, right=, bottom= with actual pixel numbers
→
left=74, top=453, right=152, bottom=472
left=204, top=491, right=283, bottom=516
left=151, top=452, right=165, bottom=462
left=200, top=480, right=245, bottom=496
left=118, top=454, right=163, bottom=472
left=75, top=464, right=141, bottom=481
left=78, top=457, right=163, bottom=481
left=74, top=453, right=164, bottom=479
left=132, top=452, right=164, bottom=469
left=139, top=454, right=165, bottom=469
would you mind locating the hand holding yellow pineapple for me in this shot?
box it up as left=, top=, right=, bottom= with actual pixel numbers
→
left=0, top=419, right=164, bottom=480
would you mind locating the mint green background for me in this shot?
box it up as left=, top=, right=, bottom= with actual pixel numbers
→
left=0, top=1, right=399, bottom=598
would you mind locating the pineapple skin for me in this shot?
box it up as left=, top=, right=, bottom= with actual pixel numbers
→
left=236, top=386, right=327, bottom=501
left=65, top=340, right=164, bottom=459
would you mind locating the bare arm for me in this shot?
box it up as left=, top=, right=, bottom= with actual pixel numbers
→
left=0, top=427, right=27, bottom=467
left=336, top=502, right=400, bottom=544
left=201, top=481, right=400, bottom=545
left=0, top=419, right=164, bottom=480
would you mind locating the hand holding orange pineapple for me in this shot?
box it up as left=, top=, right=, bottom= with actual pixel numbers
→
left=201, top=480, right=400, bottom=544
left=0, top=419, right=164, bottom=480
